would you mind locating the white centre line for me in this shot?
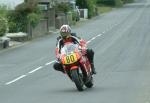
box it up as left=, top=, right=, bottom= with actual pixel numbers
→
left=45, top=60, right=55, bottom=66
left=28, top=66, right=43, bottom=74
left=5, top=75, right=26, bottom=85
left=91, top=37, right=96, bottom=40
left=96, top=33, right=103, bottom=37
left=87, top=40, right=91, bottom=44
left=87, top=33, right=103, bottom=43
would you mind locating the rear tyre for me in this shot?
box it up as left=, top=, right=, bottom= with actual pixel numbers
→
left=71, top=69, right=84, bottom=91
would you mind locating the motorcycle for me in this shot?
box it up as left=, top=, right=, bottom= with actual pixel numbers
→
left=60, top=42, right=94, bottom=91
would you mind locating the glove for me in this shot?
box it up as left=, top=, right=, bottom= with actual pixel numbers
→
left=81, top=48, right=87, bottom=55
left=80, top=39, right=87, bottom=47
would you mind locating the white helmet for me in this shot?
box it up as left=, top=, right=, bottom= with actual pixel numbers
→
left=60, top=25, right=71, bottom=39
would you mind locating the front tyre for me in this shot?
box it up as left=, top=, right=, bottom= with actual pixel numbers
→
left=85, top=77, right=94, bottom=88
left=71, top=69, right=84, bottom=91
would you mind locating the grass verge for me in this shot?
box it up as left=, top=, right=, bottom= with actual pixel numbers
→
left=97, top=6, right=112, bottom=14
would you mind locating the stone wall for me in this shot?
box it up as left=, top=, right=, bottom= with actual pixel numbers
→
left=28, top=19, right=48, bottom=38
left=55, top=12, right=73, bottom=29
left=0, top=37, right=10, bottom=50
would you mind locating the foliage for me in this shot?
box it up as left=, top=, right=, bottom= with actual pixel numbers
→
left=0, top=5, right=8, bottom=36
left=7, top=0, right=41, bottom=33
left=97, top=6, right=112, bottom=14
left=96, top=0, right=115, bottom=6
left=0, top=17, right=8, bottom=37
left=7, top=10, right=28, bottom=32
left=0, top=5, right=9, bottom=18
left=122, top=0, right=134, bottom=3
left=27, top=13, right=41, bottom=28
left=87, top=0, right=97, bottom=18
left=76, top=0, right=88, bottom=8
left=56, top=2, right=71, bottom=13
left=96, top=0, right=134, bottom=6
left=72, top=10, right=77, bottom=21
left=115, top=0, right=123, bottom=7
left=76, top=0, right=97, bottom=18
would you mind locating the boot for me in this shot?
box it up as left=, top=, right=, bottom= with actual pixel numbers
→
left=91, top=63, right=96, bottom=74
left=86, top=49, right=96, bottom=74
left=53, top=62, right=65, bottom=73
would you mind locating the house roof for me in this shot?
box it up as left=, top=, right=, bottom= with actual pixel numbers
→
left=0, top=0, right=24, bottom=9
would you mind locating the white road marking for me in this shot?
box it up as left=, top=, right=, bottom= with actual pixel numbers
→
left=87, top=40, right=91, bottom=44
left=91, top=37, right=96, bottom=40
left=87, top=33, right=103, bottom=44
left=28, top=66, right=43, bottom=74
left=5, top=75, right=26, bottom=85
left=97, top=34, right=103, bottom=37
left=45, top=60, right=55, bottom=66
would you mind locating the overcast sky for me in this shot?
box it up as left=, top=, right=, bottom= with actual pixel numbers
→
left=0, top=0, right=24, bottom=9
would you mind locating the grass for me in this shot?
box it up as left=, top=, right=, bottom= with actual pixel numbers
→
left=97, top=6, right=112, bottom=14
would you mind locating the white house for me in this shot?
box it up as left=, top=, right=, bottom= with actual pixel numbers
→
left=0, top=0, right=24, bottom=9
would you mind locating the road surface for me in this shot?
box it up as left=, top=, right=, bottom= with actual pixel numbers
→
left=0, top=0, right=150, bottom=103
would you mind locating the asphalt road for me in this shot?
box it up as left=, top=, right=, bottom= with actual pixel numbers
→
left=0, top=0, right=150, bottom=103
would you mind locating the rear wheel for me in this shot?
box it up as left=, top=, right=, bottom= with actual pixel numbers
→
left=71, top=69, right=84, bottom=91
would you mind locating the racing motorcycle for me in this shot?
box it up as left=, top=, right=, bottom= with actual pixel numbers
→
left=60, top=42, right=94, bottom=91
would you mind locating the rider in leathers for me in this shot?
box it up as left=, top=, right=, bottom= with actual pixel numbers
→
left=53, top=25, right=96, bottom=74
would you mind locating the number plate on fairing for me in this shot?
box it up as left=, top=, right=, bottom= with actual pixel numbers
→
left=62, top=53, right=78, bottom=65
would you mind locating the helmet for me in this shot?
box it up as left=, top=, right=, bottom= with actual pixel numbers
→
left=60, top=25, right=71, bottom=39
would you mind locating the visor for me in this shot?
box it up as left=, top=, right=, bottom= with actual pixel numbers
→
left=60, top=32, right=70, bottom=38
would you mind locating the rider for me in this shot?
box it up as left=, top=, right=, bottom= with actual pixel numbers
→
left=53, top=25, right=96, bottom=74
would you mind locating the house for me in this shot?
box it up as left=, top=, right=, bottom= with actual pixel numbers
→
left=0, top=0, right=24, bottom=9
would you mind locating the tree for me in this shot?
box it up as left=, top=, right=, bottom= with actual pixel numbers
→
left=0, top=17, right=8, bottom=37
left=96, top=0, right=115, bottom=6
left=115, top=0, right=123, bottom=7
left=121, top=0, right=134, bottom=3
left=76, top=0, right=97, bottom=18
left=76, top=0, right=88, bottom=8
left=7, top=0, right=41, bottom=32
left=0, top=6, right=8, bottom=36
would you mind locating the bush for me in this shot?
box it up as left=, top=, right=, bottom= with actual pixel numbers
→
left=0, top=17, right=8, bottom=37
left=7, top=10, right=28, bottom=32
left=8, top=21, right=17, bottom=33
left=72, top=11, right=77, bottom=21
left=56, top=2, right=70, bottom=13
left=97, top=0, right=134, bottom=6
left=122, top=0, right=134, bottom=3
left=76, top=0, right=88, bottom=8
left=76, top=0, right=97, bottom=18
left=0, top=5, right=8, bottom=18
left=7, top=0, right=41, bottom=33
left=97, top=0, right=115, bottom=6
left=115, top=0, right=123, bottom=7
left=27, top=13, right=41, bottom=28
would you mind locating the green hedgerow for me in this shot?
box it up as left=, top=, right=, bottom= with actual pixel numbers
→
left=0, top=17, right=8, bottom=37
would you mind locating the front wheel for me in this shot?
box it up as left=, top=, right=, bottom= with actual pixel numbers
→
left=85, top=77, right=94, bottom=88
left=71, top=69, right=84, bottom=91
